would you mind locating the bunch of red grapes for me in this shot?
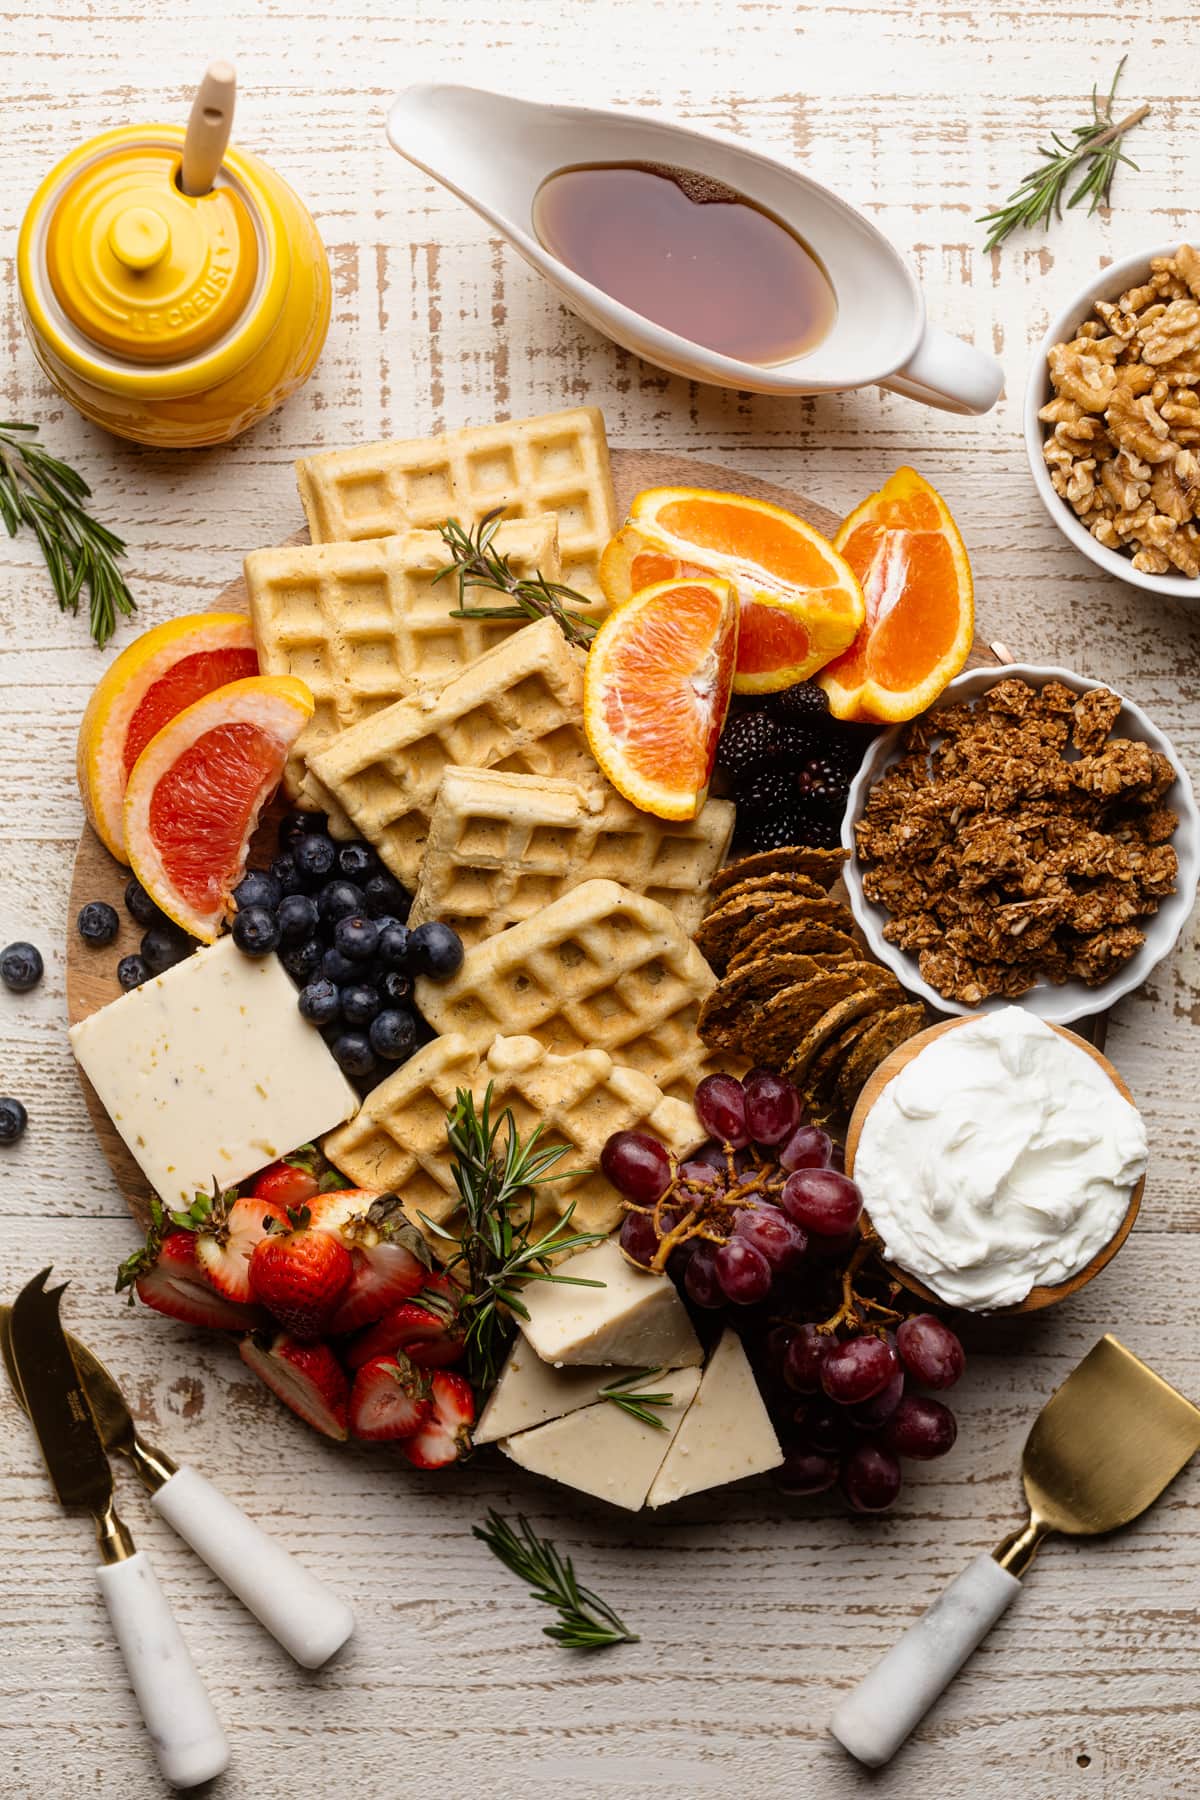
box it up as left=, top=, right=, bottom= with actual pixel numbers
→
left=601, top=1067, right=966, bottom=1513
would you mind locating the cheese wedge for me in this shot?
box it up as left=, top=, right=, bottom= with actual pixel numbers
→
left=499, top=1367, right=701, bottom=1511
left=474, top=1340, right=640, bottom=1446
left=515, top=1238, right=703, bottom=1368
left=646, top=1328, right=783, bottom=1508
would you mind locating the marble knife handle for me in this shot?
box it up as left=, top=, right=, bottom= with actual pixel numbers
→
left=830, top=1552, right=1021, bottom=1767
left=152, top=1464, right=354, bottom=1668
left=95, top=1551, right=229, bottom=1788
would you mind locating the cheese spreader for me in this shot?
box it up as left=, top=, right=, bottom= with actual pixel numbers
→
left=832, top=1334, right=1200, bottom=1767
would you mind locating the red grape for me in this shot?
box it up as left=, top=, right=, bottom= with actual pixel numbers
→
left=714, top=1236, right=772, bottom=1304
left=774, top=1448, right=839, bottom=1496
left=850, top=1369, right=905, bottom=1430
left=742, top=1069, right=802, bottom=1145
left=733, top=1203, right=807, bottom=1270
left=805, top=1226, right=861, bottom=1262
left=766, top=1323, right=797, bottom=1372
left=882, top=1395, right=958, bottom=1460
left=841, top=1440, right=902, bottom=1512
left=780, top=1168, right=863, bottom=1237
left=689, top=1140, right=727, bottom=1171
left=794, top=1398, right=847, bottom=1454
left=779, top=1124, right=832, bottom=1172
left=782, top=1323, right=830, bottom=1394
left=600, top=1130, right=673, bottom=1203
left=694, top=1073, right=750, bottom=1147
left=618, top=1210, right=659, bottom=1268
left=678, top=1158, right=723, bottom=1189
left=895, top=1315, right=965, bottom=1390
left=683, top=1241, right=724, bottom=1308
left=821, top=1334, right=899, bottom=1405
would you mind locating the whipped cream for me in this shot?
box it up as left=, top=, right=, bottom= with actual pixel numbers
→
left=853, top=1008, right=1147, bottom=1309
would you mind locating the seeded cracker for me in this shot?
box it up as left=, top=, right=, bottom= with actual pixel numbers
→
left=834, top=1004, right=926, bottom=1112
left=709, top=844, right=848, bottom=895
left=784, top=989, right=897, bottom=1086
left=697, top=953, right=827, bottom=1047
left=705, top=871, right=827, bottom=912
left=800, top=1013, right=876, bottom=1109
left=724, top=895, right=855, bottom=965
left=739, top=972, right=864, bottom=1068
left=726, top=921, right=859, bottom=972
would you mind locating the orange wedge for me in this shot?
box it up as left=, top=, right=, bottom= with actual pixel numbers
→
left=598, top=487, right=864, bottom=695
left=583, top=577, right=738, bottom=820
left=817, top=468, right=974, bottom=722
left=77, top=613, right=259, bottom=862
left=124, top=676, right=314, bottom=941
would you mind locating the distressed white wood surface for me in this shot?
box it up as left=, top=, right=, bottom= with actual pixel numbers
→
left=2, top=2, right=1199, bottom=1796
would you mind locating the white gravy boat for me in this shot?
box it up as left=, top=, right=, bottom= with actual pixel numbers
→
left=387, top=85, right=1003, bottom=417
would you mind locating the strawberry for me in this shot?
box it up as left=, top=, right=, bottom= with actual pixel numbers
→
left=399, top=1368, right=475, bottom=1469
left=127, top=1229, right=260, bottom=1332
left=239, top=1331, right=349, bottom=1440
left=306, top=1190, right=429, bottom=1333
left=193, top=1190, right=275, bottom=1304
left=248, top=1209, right=353, bottom=1338
left=348, top=1351, right=432, bottom=1442
left=252, top=1155, right=321, bottom=1211
left=345, top=1287, right=464, bottom=1371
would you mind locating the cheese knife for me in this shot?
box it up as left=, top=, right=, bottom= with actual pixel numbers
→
left=7, top=1268, right=228, bottom=1789
left=0, top=1297, right=354, bottom=1670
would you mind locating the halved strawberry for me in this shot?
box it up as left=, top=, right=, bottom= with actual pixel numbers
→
left=306, top=1190, right=429, bottom=1333
left=252, top=1154, right=321, bottom=1211
left=194, top=1192, right=275, bottom=1304
left=128, top=1230, right=261, bottom=1331
left=344, top=1289, right=464, bottom=1371
left=239, top=1330, right=349, bottom=1440
left=249, top=1212, right=354, bottom=1339
left=399, top=1368, right=475, bottom=1469
left=348, top=1351, right=432, bottom=1442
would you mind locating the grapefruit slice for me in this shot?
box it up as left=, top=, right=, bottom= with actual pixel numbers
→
left=817, top=468, right=974, bottom=722
left=77, top=613, right=259, bottom=862
left=583, top=577, right=738, bottom=820
left=598, top=488, right=864, bottom=695
left=124, top=676, right=314, bottom=941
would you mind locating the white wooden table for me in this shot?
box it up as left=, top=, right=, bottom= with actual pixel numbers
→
left=2, top=4, right=1199, bottom=1795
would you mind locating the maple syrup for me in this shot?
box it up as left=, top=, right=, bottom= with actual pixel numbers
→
left=532, top=161, right=837, bottom=367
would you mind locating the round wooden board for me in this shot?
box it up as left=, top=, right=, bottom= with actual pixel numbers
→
left=67, top=446, right=999, bottom=1226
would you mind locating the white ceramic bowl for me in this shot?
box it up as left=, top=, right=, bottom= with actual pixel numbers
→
left=842, top=663, right=1199, bottom=1025
left=1023, top=244, right=1200, bottom=599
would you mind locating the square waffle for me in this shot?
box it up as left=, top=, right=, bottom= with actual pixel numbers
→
left=244, top=518, right=560, bottom=804
left=294, top=407, right=617, bottom=603
left=408, top=767, right=736, bottom=945
left=323, top=1032, right=703, bottom=1240
left=305, top=615, right=596, bottom=886
left=414, top=878, right=723, bottom=1101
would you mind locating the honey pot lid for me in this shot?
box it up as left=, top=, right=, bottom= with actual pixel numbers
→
left=43, top=143, right=259, bottom=363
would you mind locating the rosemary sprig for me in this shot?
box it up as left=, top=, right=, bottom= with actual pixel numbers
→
left=473, top=1510, right=639, bottom=1650
left=0, top=421, right=136, bottom=648
left=418, top=1083, right=607, bottom=1391
left=979, top=60, right=1151, bottom=253
left=435, top=509, right=599, bottom=649
left=597, top=1367, right=674, bottom=1430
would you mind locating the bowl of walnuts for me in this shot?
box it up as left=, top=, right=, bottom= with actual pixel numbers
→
left=1024, top=243, right=1200, bottom=597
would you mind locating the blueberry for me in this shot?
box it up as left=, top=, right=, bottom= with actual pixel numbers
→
left=331, top=1031, right=376, bottom=1079
left=334, top=914, right=379, bottom=963
left=278, top=810, right=327, bottom=849
left=363, top=872, right=410, bottom=921
left=1, top=942, right=44, bottom=993
left=77, top=901, right=120, bottom=947
left=407, top=920, right=464, bottom=980
left=378, top=968, right=413, bottom=1007
left=298, top=978, right=341, bottom=1025
left=233, top=869, right=281, bottom=913
left=231, top=906, right=280, bottom=956
left=340, top=982, right=381, bottom=1027
left=0, top=1097, right=27, bottom=1144
left=376, top=922, right=410, bottom=969
left=124, top=878, right=163, bottom=927
left=279, top=937, right=324, bottom=984
left=369, top=1008, right=418, bottom=1062
left=117, top=953, right=150, bottom=991
left=292, top=834, right=337, bottom=886
left=269, top=851, right=305, bottom=897
left=140, top=925, right=191, bottom=975
left=321, top=946, right=359, bottom=986
left=337, top=841, right=378, bottom=881
left=276, top=893, right=319, bottom=946
left=317, top=879, right=364, bottom=924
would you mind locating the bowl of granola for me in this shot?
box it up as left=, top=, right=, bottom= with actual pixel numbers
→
left=842, top=664, right=1199, bottom=1023
left=1024, top=243, right=1200, bottom=595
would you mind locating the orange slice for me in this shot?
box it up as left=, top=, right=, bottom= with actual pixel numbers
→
left=817, top=468, right=974, bottom=723
left=124, top=676, right=314, bottom=941
left=598, top=487, right=864, bottom=695
left=583, top=577, right=738, bottom=820
left=77, top=613, right=259, bottom=862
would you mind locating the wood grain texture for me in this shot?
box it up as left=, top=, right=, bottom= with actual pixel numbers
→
left=2, top=3, right=1200, bottom=1797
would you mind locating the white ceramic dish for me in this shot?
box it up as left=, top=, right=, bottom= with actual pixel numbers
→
left=842, top=663, right=1200, bottom=1025
left=1023, top=244, right=1200, bottom=598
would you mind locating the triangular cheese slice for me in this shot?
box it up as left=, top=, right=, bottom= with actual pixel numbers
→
left=646, top=1329, right=782, bottom=1508
left=474, top=1340, right=641, bottom=1446
left=499, top=1367, right=701, bottom=1511
left=515, top=1238, right=702, bottom=1368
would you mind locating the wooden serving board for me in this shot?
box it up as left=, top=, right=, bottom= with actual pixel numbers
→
left=67, top=447, right=998, bottom=1226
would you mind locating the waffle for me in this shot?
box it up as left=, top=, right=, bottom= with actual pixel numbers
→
left=324, top=1032, right=702, bottom=1240
left=245, top=519, right=560, bottom=805
left=294, top=407, right=617, bottom=603
left=306, top=616, right=596, bottom=886
left=415, top=878, right=723, bottom=1101
left=408, top=767, right=736, bottom=946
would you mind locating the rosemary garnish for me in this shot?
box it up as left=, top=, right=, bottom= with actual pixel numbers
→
left=419, top=1084, right=607, bottom=1391
left=435, top=509, right=599, bottom=649
left=979, top=60, right=1150, bottom=253
left=473, top=1510, right=639, bottom=1650
left=0, top=421, right=136, bottom=648
left=597, top=1367, right=673, bottom=1430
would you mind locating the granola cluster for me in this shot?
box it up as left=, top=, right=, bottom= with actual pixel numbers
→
left=1041, top=244, right=1200, bottom=576
left=855, top=678, right=1179, bottom=1006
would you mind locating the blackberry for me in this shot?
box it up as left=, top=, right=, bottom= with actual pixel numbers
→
left=746, top=809, right=843, bottom=853
left=770, top=681, right=830, bottom=725
left=717, top=709, right=782, bottom=781
left=796, top=755, right=851, bottom=809
left=735, top=767, right=795, bottom=817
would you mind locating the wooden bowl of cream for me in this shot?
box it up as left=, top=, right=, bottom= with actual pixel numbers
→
left=844, top=1012, right=1147, bottom=1314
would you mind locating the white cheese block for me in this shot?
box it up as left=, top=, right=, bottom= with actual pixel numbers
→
left=69, top=937, right=358, bottom=1207
left=474, top=1340, right=644, bottom=1446
left=499, top=1366, right=701, bottom=1511
left=646, top=1328, right=783, bottom=1508
left=515, top=1238, right=703, bottom=1369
